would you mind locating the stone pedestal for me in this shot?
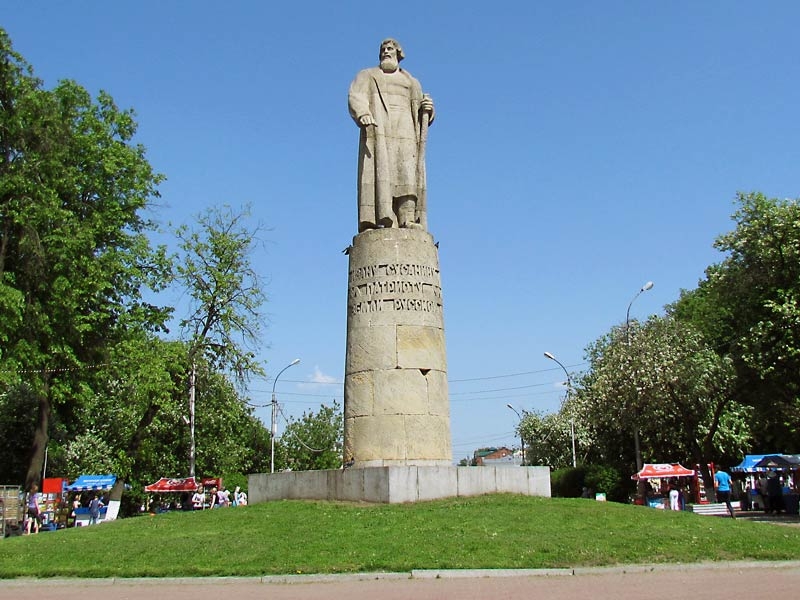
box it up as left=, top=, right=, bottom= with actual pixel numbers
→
left=344, top=228, right=451, bottom=467
left=248, top=466, right=552, bottom=504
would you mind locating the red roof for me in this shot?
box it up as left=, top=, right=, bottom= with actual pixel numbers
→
left=144, top=477, right=199, bottom=493
left=632, top=463, right=695, bottom=480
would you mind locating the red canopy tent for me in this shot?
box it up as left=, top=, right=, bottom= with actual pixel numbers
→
left=632, top=463, right=695, bottom=481
left=144, top=477, right=199, bottom=493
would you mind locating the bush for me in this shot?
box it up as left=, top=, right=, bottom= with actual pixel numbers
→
left=550, top=467, right=584, bottom=497
left=551, top=464, right=631, bottom=502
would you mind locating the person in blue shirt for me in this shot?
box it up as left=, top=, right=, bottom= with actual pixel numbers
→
left=714, top=468, right=736, bottom=518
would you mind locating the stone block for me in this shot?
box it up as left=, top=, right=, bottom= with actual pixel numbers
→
left=495, top=467, right=529, bottom=494
left=426, top=370, right=450, bottom=416
left=457, top=466, right=497, bottom=497
left=416, top=466, right=458, bottom=501
left=347, top=414, right=407, bottom=462
left=373, top=369, right=428, bottom=416
left=343, top=372, right=374, bottom=418
left=527, top=466, right=552, bottom=497
left=404, top=414, right=451, bottom=460
left=397, top=325, right=446, bottom=370
left=363, top=467, right=390, bottom=502
left=386, top=466, right=418, bottom=503
left=346, top=325, right=397, bottom=372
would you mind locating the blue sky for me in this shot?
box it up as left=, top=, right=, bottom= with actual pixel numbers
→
left=5, top=2, right=799, bottom=463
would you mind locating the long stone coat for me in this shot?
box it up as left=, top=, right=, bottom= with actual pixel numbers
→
left=348, top=66, right=433, bottom=231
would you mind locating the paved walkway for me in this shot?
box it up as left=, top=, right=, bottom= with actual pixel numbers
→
left=2, top=563, right=800, bottom=600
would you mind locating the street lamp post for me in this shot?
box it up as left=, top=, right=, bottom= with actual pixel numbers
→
left=189, top=363, right=196, bottom=478
left=544, top=351, right=577, bottom=468
left=626, top=281, right=654, bottom=344
left=270, top=358, right=301, bottom=474
left=506, top=404, right=525, bottom=466
left=626, top=281, right=654, bottom=473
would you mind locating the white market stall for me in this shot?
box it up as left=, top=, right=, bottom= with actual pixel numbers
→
left=65, top=474, right=119, bottom=525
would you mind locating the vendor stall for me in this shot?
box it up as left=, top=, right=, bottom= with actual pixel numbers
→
left=65, top=474, right=118, bottom=525
left=144, top=477, right=199, bottom=512
left=632, top=463, right=697, bottom=509
left=752, top=455, right=800, bottom=514
left=40, top=477, right=68, bottom=530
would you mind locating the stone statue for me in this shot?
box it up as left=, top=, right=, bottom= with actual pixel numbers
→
left=348, top=39, right=435, bottom=233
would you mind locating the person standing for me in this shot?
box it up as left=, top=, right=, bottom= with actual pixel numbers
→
left=766, top=470, right=785, bottom=514
left=25, top=484, right=41, bottom=534
left=191, top=486, right=205, bottom=510
left=669, top=484, right=681, bottom=511
left=714, top=468, right=736, bottom=518
left=88, top=494, right=104, bottom=525
left=757, top=472, right=770, bottom=512
left=349, top=39, right=435, bottom=232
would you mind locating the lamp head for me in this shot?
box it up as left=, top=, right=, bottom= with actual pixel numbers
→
left=544, top=351, right=555, bottom=360
left=642, top=281, right=654, bottom=291
left=290, top=358, right=301, bottom=365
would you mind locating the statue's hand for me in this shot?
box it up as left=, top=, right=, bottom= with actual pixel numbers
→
left=358, top=114, right=377, bottom=127
left=421, top=94, right=434, bottom=114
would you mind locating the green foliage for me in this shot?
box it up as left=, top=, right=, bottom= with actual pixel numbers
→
left=518, top=409, right=576, bottom=468
left=63, top=430, right=117, bottom=477
left=584, top=464, right=627, bottom=502
left=550, top=464, right=641, bottom=503
left=0, top=384, right=39, bottom=482
left=0, top=28, right=170, bottom=487
left=671, top=192, right=800, bottom=452
left=174, top=203, right=266, bottom=382
left=550, top=467, right=584, bottom=497
left=275, top=401, right=343, bottom=471
left=1, top=495, right=799, bottom=577
left=574, top=315, right=748, bottom=484
left=220, top=472, right=248, bottom=494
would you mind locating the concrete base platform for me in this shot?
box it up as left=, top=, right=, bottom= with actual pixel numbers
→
left=248, top=465, right=551, bottom=504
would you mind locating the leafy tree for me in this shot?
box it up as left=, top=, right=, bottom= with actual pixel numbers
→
left=574, top=316, right=749, bottom=498
left=518, top=409, right=576, bottom=469
left=0, top=384, right=40, bottom=482
left=173, top=204, right=268, bottom=479
left=0, top=29, right=170, bottom=489
left=174, top=204, right=267, bottom=380
left=274, top=401, right=343, bottom=471
left=672, top=192, right=800, bottom=451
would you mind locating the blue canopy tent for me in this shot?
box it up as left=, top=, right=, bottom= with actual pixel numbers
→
left=731, top=455, right=769, bottom=473
left=65, top=475, right=118, bottom=525
left=64, top=474, right=116, bottom=492
left=753, top=455, right=800, bottom=470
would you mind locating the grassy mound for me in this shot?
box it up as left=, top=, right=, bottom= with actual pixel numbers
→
left=2, top=494, right=798, bottom=578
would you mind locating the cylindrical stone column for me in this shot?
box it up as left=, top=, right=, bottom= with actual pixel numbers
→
left=344, top=227, right=451, bottom=467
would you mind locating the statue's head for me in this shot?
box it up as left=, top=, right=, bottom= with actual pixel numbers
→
left=379, top=38, right=404, bottom=62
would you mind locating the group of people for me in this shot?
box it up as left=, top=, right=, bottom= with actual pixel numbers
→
left=753, top=471, right=787, bottom=513
left=23, top=484, right=104, bottom=534
left=190, top=485, right=247, bottom=510
left=716, top=467, right=790, bottom=518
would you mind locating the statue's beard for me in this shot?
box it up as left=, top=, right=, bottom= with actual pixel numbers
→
left=380, top=56, right=399, bottom=72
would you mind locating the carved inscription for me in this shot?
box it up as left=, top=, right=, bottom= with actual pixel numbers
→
left=348, top=262, right=443, bottom=316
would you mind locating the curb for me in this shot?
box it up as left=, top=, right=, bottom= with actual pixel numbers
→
left=1, top=561, right=799, bottom=587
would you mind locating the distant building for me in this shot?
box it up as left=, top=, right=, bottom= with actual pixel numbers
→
left=472, top=446, right=520, bottom=466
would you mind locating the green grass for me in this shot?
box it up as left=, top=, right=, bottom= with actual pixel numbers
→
left=1, top=494, right=798, bottom=578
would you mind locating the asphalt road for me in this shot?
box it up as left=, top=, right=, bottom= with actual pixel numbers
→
left=2, top=563, right=799, bottom=600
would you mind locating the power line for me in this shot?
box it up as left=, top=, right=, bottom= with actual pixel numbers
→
left=254, top=362, right=588, bottom=388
